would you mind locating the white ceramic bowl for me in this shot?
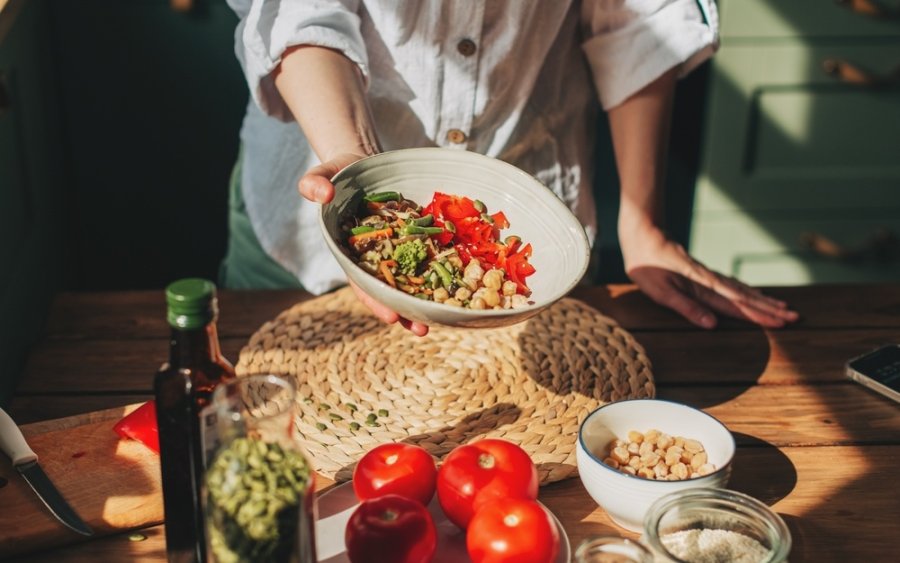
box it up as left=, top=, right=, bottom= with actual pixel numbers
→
left=576, top=399, right=736, bottom=532
left=319, top=148, right=591, bottom=328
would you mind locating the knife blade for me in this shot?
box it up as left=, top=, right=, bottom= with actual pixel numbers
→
left=0, top=407, right=93, bottom=536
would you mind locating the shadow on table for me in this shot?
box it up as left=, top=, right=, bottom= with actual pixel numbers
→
left=729, top=432, right=797, bottom=506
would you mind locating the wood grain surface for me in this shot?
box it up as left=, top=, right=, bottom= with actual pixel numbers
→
left=4, top=285, right=900, bottom=562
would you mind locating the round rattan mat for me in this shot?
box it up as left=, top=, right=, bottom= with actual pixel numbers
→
left=236, top=287, right=654, bottom=484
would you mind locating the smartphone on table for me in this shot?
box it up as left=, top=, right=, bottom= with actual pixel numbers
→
left=845, top=344, right=900, bottom=404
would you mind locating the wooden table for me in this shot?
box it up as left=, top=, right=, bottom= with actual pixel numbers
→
left=5, top=284, right=900, bottom=561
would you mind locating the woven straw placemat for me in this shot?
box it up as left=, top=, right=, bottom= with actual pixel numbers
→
left=236, top=287, right=654, bottom=485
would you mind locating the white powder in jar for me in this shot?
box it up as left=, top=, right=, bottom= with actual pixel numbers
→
left=660, top=529, right=771, bottom=563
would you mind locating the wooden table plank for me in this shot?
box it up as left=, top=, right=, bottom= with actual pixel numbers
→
left=37, top=284, right=900, bottom=344
left=41, top=290, right=314, bottom=341
left=18, top=326, right=900, bottom=395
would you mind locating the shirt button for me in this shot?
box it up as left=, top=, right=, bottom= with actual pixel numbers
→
left=446, top=129, right=467, bottom=144
left=457, top=39, right=477, bottom=57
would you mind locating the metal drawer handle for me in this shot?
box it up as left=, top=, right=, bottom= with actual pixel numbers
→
left=801, top=229, right=899, bottom=262
left=822, top=58, right=900, bottom=86
left=835, top=0, right=900, bottom=19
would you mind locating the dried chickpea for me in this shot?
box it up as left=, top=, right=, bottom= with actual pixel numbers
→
left=605, top=429, right=715, bottom=481
left=653, top=461, right=669, bottom=478
left=482, top=269, right=503, bottom=289
left=501, top=280, right=517, bottom=296
left=640, top=451, right=660, bottom=467
left=444, top=298, right=462, bottom=307
left=470, top=298, right=487, bottom=310
left=690, top=451, right=708, bottom=470
left=603, top=457, right=620, bottom=469
left=464, top=261, right=484, bottom=281
left=500, top=295, right=513, bottom=309
left=665, top=446, right=683, bottom=466
left=611, top=446, right=630, bottom=464
left=684, top=439, right=704, bottom=453
left=433, top=287, right=450, bottom=303
left=455, top=287, right=472, bottom=301
left=482, top=287, right=501, bottom=307
left=656, top=434, right=674, bottom=451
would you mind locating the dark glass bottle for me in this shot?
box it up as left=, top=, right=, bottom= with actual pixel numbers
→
left=155, top=278, right=236, bottom=563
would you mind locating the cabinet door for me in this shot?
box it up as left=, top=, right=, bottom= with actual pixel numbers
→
left=695, top=43, right=900, bottom=213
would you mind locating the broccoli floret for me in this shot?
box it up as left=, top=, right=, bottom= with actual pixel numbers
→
left=393, top=239, right=428, bottom=275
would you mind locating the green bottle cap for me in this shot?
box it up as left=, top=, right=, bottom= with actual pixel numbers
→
left=165, top=278, right=218, bottom=329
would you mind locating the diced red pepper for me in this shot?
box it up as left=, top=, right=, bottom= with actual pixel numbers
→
left=113, top=400, right=160, bottom=455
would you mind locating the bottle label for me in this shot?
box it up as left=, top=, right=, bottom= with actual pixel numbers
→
left=199, top=403, right=221, bottom=467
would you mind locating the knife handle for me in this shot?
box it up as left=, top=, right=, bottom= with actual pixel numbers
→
left=0, top=407, right=38, bottom=465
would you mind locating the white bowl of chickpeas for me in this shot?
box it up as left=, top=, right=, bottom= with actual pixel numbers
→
left=576, top=399, right=736, bottom=532
left=320, top=148, right=591, bottom=329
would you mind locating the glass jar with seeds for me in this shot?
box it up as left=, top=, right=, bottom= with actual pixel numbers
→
left=204, top=375, right=316, bottom=563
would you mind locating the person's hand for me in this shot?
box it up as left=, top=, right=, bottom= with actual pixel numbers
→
left=298, top=152, right=366, bottom=204
left=620, top=227, right=799, bottom=329
left=298, top=154, right=430, bottom=337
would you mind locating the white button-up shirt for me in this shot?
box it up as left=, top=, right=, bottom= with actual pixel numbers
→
left=226, top=0, right=718, bottom=294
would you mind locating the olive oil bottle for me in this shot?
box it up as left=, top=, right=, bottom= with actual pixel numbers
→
left=155, top=278, right=236, bottom=562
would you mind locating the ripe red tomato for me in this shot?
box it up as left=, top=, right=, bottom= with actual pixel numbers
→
left=353, top=443, right=437, bottom=506
left=436, top=438, right=539, bottom=528
left=345, top=494, right=438, bottom=563
left=466, top=498, right=560, bottom=563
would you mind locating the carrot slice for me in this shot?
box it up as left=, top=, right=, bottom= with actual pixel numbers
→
left=348, top=227, right=393, bottom=246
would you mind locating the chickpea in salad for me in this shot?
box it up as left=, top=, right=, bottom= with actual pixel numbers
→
left=342, top=191, right=536, bottom=310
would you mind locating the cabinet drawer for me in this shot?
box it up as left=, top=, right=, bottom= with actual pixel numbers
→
left=721, top=0, right=900, bottom=40
left=690, top=210, right=900, bottom=284
left=695, top=42, right=900, bottom=213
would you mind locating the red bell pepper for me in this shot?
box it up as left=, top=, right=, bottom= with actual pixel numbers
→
left=113, top=400, right=160, bottom=454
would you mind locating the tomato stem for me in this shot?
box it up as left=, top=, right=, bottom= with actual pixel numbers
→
left=381, top=509, right=398, bottom=522
left=477, top=453, right=495, bottom=469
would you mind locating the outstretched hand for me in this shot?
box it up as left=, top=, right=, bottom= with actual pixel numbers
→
left=621, top=229, right=799, bottom=329
left=298, top=154, right=429, bottom=337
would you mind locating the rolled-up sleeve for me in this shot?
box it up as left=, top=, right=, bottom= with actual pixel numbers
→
left=227, top=0, right=368, bottom=121
left=581, top=0, right=719, bottom=110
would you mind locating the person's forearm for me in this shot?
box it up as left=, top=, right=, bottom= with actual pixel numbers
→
left=274, top=45, right=380, bottom=162
left=607, top=67, right=678, bottom=243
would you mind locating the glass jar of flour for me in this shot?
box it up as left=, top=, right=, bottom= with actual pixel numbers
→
left=643, top=488, right=791, bottom=563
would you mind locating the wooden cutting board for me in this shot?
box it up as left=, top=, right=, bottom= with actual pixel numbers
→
left=0, top=404, right=163, bottom=558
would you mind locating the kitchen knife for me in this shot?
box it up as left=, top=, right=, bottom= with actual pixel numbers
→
left=0, top=407, right=93, bottom=536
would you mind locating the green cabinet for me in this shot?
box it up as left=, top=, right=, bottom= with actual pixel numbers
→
left=690, top=0, right=900, bottom=285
